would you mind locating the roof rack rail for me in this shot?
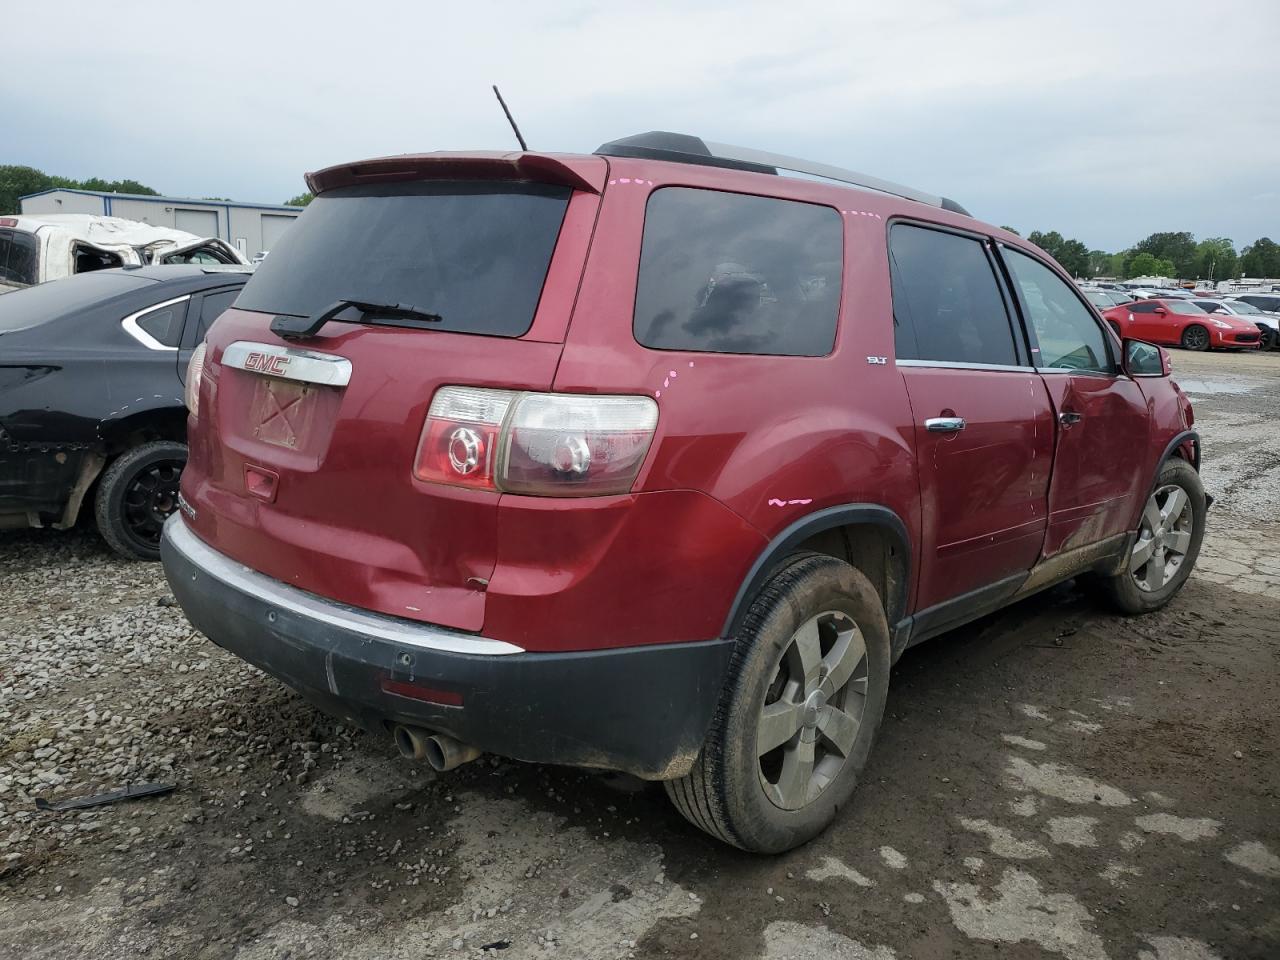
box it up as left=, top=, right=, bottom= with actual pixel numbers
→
left=594, top=131, right=971, bottom=217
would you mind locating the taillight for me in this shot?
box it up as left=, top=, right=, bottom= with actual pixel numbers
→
left=414, top=387, right=658, bottom=497
left=413, top=387, right=514, bottom=490
left=184, top=342, right=207, bottom=418
left=502, top=393, right=658, bottom=496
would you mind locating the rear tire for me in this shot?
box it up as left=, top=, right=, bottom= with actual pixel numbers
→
left=664, top=553, right=891, bottom=853
left=94, top=441, right=188, bottom=561
left=1093, top=458, right=1206, bottom=615
left=1180, top=324, right=1210, bottom=351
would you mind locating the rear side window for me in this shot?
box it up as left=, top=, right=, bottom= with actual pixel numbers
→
left=0, top=229, right=38, bottom=286
left=1130, top=302, right=1158, bottom=313
left=134, top=302, right=187, bottom=348
left=236, top=180, right=571, bottom=338
left=633, top=188, right=842, bottom=356
left=889, top=224, right=1018, bottom=366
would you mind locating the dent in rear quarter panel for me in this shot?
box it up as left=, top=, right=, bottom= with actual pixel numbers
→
left=552, top=160, right=922, bottom=633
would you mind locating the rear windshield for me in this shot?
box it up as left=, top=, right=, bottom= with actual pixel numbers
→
left=235, top=180, right=571, bottom=338
left=0, top=270, right=152, bottom=333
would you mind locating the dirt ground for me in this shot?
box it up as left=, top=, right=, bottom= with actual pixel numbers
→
left=2, top=349, right=1277, bottom=960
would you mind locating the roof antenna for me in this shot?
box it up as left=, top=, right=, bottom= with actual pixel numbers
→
left=492, top=85, right=529, bottom=152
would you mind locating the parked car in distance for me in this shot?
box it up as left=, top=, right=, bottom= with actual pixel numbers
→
left=0, top=265, right=249, bottom=558
left=0, top=214, right=248, bottom=294
left=1102, top=297, right=1262, bottom=351
left=1231, top=292, right=1280, bottom=316
left=1191, top=297, right=1279, bottom=350
left=1082, top=288, right=1132, bottom=310
left=161, top=132, right=1207, bottom=853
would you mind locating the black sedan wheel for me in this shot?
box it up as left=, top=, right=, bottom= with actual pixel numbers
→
left=1180, top=324, right=1210, bottom=351
left=94, top=441, right=188, bottom=560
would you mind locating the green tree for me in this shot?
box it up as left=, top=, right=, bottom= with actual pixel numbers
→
left=1026, top=229, right=1090, bottom=277
left=1087, top=249, right=1113, bottom=277
left=1132, top=231, right=1197, bottom=278
left=0, top=165, right=73, bottom=214
left=1240, top=238, right=1280, bottom=278
left=80, top=177, right=158, bottom=196
left=1000, top=225, right=1020, bottom=235
left=1194, top=238, right=1236, bottom=282
left=286, top=192, right=314, bottom=206
left=0, top=165, right=160, bottom=214
left=1124, top=251, right=1176, bottom=279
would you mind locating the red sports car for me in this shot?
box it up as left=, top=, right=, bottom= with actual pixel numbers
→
left=1101, top=298, right=1261, bottom=351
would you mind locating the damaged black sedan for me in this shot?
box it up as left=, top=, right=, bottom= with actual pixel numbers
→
left=0, top=265, right=249, bottom=559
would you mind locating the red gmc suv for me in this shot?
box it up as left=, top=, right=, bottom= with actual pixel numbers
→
left=162, top=132, right=1207, bottom=853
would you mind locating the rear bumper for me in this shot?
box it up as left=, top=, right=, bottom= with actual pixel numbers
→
left=160, top=515, right=735, bottom=779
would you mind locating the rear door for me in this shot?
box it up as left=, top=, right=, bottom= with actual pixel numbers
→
left=1118, top=301, right=1158, bottom=341
left=998, top=246, right=1150, bottom=555
left=184, top=170, right=603, bottom=633
left=890, top=222, right=1055, bottom=613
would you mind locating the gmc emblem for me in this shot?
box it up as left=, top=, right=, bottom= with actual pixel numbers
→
left=245, top=352, right=290, bottom=376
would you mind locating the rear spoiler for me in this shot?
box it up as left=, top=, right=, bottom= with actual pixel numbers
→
left=306, top=152, right=607, bottom=196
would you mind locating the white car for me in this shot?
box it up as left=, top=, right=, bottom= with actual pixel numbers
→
left=0, top=214, right=248, bottom=294
left=1191, top=297, right=1279, bottom=350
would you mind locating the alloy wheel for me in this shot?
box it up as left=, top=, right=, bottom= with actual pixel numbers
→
left=122, top=459, right=184, bottom=550
left=1130, top=484, right=1194, bottom=592
left=1182, top=326, right=1209, bottom=350
left=757, top=610, right=869, bottom=810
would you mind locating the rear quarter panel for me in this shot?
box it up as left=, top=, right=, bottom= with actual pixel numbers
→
left=553, top=160, right=921, bottom=626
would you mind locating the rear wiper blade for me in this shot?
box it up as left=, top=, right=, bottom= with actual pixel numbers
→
left=271, top=299, right=443, bottom=341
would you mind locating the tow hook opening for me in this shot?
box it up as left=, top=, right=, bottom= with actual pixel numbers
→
left=392, top=725, right=482, bottom=772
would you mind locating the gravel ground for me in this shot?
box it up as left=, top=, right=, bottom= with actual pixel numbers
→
left=2, top=349, right=1278, bottom=960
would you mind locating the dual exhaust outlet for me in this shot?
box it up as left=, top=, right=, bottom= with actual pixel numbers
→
left=392, top=725, right=481, bottom=772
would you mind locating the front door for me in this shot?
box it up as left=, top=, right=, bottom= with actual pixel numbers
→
left=998, top=247, right=1151, bottom=555
left=890, top=222, right=1055, bottom=612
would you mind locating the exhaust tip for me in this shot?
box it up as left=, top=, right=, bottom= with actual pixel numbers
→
left=425, top=733, right=482, bottom=772
left=393, top=724, right=428, bottom=761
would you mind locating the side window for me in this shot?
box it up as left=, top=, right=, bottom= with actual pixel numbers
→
left=1197, top=302, right=1223, bottom=314
left=633, top=187, right=843, bottom=356
left=1129, top=302, right=1157, bottom=313
left=193, top=288, right=239, bottom=342
left=0, top=230, right=38, bottom=286
left=889, top=223, right=1018, bottom=366
left=131, top=301, right=188, bottom=349
left=1003, top=249, right=1112, bottom=374
left=72, top=243, right=123, bottom=274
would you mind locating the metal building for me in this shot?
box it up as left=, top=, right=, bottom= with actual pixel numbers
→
left=19, top=188, right=303, bottom=260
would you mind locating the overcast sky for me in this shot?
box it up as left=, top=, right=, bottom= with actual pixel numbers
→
left=6, top=0, right=1278, bottom=251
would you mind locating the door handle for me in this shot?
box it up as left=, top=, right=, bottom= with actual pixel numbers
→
left=1059, top=411, right=1083, bottom=427
left=925, top=416, right=966, bottom=433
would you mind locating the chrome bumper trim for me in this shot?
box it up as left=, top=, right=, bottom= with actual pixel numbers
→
left=163, top=515, right=523, bottom=656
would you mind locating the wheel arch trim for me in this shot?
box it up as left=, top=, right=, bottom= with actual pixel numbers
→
left=721, top=503, right=912, bottom=638
left=1158, top=429, right=1200, bottom=473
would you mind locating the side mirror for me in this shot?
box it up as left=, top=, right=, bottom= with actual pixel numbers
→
left=1124, top=338, right=1170, bottom=377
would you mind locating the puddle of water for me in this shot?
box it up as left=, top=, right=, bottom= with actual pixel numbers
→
left=1174, top=378, right=1259, bottom=396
